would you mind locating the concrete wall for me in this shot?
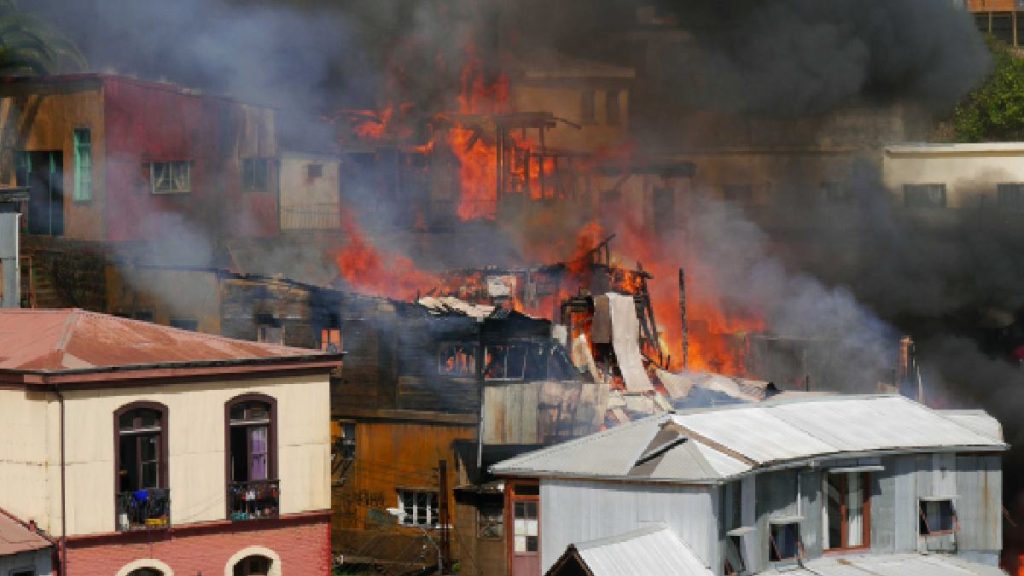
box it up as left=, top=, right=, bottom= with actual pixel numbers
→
left=883, top=144, right=1024, bottom=209
left=279, top=152, right=341, bottom=230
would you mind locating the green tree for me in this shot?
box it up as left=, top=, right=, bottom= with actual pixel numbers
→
left=952, top=37, right=1024, bottom=142
left=0, top=0, right=84, bottom=76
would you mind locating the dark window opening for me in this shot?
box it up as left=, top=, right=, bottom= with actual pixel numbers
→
left=919, top=499, right=955, bottom=535
left=769, top=522, right=800, bottom=562
left=233, top=555, right=273, bottom=576
left=169, top=318, right=198, bottom=331
left=478, top=502, right=504, bottom=539
left=243, top=158, right=270, bottom=192
left=998, top=183, right=1024, bottom=210
left=227, top=396, right=278, bottom=521
left=580, top=91, right=595, bottom=124
left=606, top=89, right=621, bottom=125
left=438, top=342, right=477, bottom=376
left=126, top=569, right=164, bottom=576
left=484, top=344, right=528, bottom=380
left=904, top=184, right=947, bottom=208
left=825, top=472, right=870, bottom=550
left=724, top=535, right=745, bottom=575
left=653, top=187, right=676, bottom=233
left=73, top=128, right=92, bottom=202
left=307, top=163, right=324, bottom=180
left=115, top=404, right=169, bottom=531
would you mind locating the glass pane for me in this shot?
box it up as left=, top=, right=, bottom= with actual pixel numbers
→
left=140, top=435, right=159, bottom=461
left=826, top=475, right=842, bottom=549
left=141, top=461, right=158, bottom=489
left=514, top=535, right=527, bottom=553
left=526, top=536, right=538, bottom=552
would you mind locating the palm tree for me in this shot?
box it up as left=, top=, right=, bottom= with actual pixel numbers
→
left=0, top=0, right=84, bottom=77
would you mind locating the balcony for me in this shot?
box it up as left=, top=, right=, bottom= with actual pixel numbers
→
left=228, top=480, right=280, bottom=521
left=117, top=488, right=170, bottom=531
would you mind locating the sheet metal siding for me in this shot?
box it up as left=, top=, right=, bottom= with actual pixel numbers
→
left=872, top=458, right=897, bottom=552
left=740, top=475, right=761, bottom=573
left=893, top=456, right=919, bottom=552
left=755, top=470, right=799, bottom=573
left=800, top=469, right=823, bottom=557
left=956, top=455, right=1002, bottom=552
left=540, top=479, right=716, bottom=574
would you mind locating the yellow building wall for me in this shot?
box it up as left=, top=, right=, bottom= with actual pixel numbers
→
left=0, top=88, right=107, bottom=240
left=883, top=147, right=1024, bottom=209
left=50, top=373, right=331, bottom=537
left=0, top=389, right=59, bottom=535
left=104, top=265, right=222, bottom=335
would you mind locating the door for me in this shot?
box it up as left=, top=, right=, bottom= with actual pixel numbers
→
left=16, top=151, right=64, bottom=236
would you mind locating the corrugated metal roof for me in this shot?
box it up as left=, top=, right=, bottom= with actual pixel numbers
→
left=0, top=308, right=328, bottom=373
left=758, top=553, right=1007, bottom=576
left=492, top=395, right=1005, bottom=482
left=939, top=410, right=1004, bottom=443
left=565, top=525, right=713, bottom=576
left=0, top=508, right=50, bottom=556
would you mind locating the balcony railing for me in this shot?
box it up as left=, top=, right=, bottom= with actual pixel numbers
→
left=228, top=480, right=280, bottom=521
left=117, top=488, right=170, bottom=531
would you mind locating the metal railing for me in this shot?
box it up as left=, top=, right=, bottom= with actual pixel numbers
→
left=228, top=479, right=280, bottom=521
left=116, top=488, right=170, bottom=531
left=280, top=204, right=341, bottom=230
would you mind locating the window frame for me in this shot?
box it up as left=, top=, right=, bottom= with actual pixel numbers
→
left=242, top=157, right=271, bottom=192
left=823, top=471, right=872, bottom=553
left=72, top=127, right=92, bottom=203
left=506, top=480, right=540, bottom=561
left=113, top=401, right=169, bottom=529
left=224, top=394, right=279, bottom=518
left=903, top=183, right=947, bottom=209
left=149, top=161, right=192, bottom=195
left=918, top=497, right=957, bottom=537
left=477, top=501, right=504, bottom=540
left=396, top=489, right=439, bottom=527
left=997, top=182, right=1024, bottom=211
left=768, top=520, right=801, bottom=563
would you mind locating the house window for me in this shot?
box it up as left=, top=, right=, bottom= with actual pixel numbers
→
left=724, top=184, right=754, bottom=204
left=72, top=128, right=92, bottom=202
left=150, top=161, right=192, bottom=194
left=227, top=396, right=278, bottom=521
left=321, top=326, right=341, bottom=353
left=580, top=90, right=596, bottom=124
left=336, top=421, right=356, bottom=460
left=768, top=521, right=800, bottom=562
left=606, top=89, right=621, bottom=125
left=824, top=472, right=870, bottom=550
left=243, top=158, right=270, bottom=192
left=478, top=502, right=504, bottom=539
left=919, top=498, right=955, bottom=535
left=232, top=555, right=273, bottom=576
left=169, top=318, right=198, bottom=331
left=115, top=403, right=169, bottom=531
left=903, top=184, right=946, bottom=208
left=997, top=183, right=1024, bottom=210
left=438, top=342, right=477, bottom=376
left=821, top=181, right=851, bottom=204
left=11, top=569, right=35, bottom=576
left=126, top=570, right=164, bottom=576
left=484, top=344, right=527, bottom=380
left=724, top=534, right=746, bottom=575
left=256, top=314, right=283, bottom=344
left=513, top=500, right=539, bottom=553
left=306, top=163, right=323, bottom=180
left=397, top=489, right=438, bottom=527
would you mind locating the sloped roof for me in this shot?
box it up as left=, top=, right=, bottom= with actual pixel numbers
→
left=0, top=309, right=337, bottom=381
left=0, top=508, right=50, bottom=556
left=547, top=525, right=713, bottom=576
left=492, top=395, right=1005, bottom=483
left=758, top=552, right=1007, bottom=576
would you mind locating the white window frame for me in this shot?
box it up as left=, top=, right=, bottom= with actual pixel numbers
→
left=150, top=161, right=192, bottom=194
left=397, top=489, right=438, bottom=527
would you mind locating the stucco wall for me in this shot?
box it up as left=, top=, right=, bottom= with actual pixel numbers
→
left=279, top=153, right=341, bottom=230
left=0, top=389, right=59, bottom=535
left=883, top=147, right=1024, bottom=209
left=54, top=373, right=330, bottom=537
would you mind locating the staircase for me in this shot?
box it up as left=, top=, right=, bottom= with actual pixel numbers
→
left=20, top=255, right=65, bottom=309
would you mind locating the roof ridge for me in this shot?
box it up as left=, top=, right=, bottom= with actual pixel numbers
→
left=574, top=524, right=671, bottom=550
left=54, top=309, right=81, bottom=353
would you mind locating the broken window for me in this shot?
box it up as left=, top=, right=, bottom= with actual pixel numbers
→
left=824, top=472, right=869, bottom=550
left=606, top=89, right=621, bottom=125
left=243, top=158, right=270, bottom=192
left=150, top=161, right=192, bottom=194
left=73, top=128, right=92, bottom=202
left=768, top=521, right=800, bottom=562
left=997, top=183, right=1024, bottom=210
left=580, top=90, right=596, bottom=124
left=397, top=489, right=438, bottom=527
left=919, top=498, right=955, bottom=535
left=478, top=502, right=504, bottom=539
left=256, top=314, right=283, bottom=344
left=903, top=184, right=946, bottom=208
left=484, top=344, right=527, bottom=380
left=724, top=534, right=746, bottom=575
left=336, top=421, right=356, bottom=460
left=438, top=342, right=477, bottom=376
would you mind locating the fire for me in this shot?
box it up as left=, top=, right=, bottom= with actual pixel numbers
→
left=335, top=214, right=438, bottom=300
left=345, top=103, right=414, bottom=141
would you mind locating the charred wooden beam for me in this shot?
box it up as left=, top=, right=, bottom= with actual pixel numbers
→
left=679, top=268, right=688, bottom=369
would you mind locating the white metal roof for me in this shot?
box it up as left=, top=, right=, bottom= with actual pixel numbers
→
left=885, top=141, right=1024, bottom=155
left=491, top=395, right=1005, bottom=482
left=562, top=525, right=713, bottom=576
left=757, top=552, right=1007, bottom=576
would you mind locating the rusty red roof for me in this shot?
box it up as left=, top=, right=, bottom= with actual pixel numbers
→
left=0, top=309, right=333, bottom=374
left=0, top=508, right=50, bottom=556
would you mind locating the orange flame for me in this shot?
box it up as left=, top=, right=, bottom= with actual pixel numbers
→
left=335, top=214, right=438, bottom=300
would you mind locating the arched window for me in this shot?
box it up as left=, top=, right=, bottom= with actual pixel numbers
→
left=127, top=569, right=164, bottom=576
left=115, top=402, right=169, bottom=531
left=226, top=395, right=278, bottom=520
left=233, top=555, right=273, bottom=576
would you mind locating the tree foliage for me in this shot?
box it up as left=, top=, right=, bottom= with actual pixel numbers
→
left=0, top=0, right=84, bottom=76
left=952, top=37, right=1024, bottom=142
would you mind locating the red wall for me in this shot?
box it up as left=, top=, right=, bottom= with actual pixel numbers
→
left=102, top=76, right=279, bottom=242
left=65, top=516, right=330, bottom=575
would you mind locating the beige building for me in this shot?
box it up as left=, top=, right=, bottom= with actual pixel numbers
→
left=279, top=151, right=342, bottom=231
left=0, top=308, right=340, bottom=576
left=883, top=142, right=1024, bottom=210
